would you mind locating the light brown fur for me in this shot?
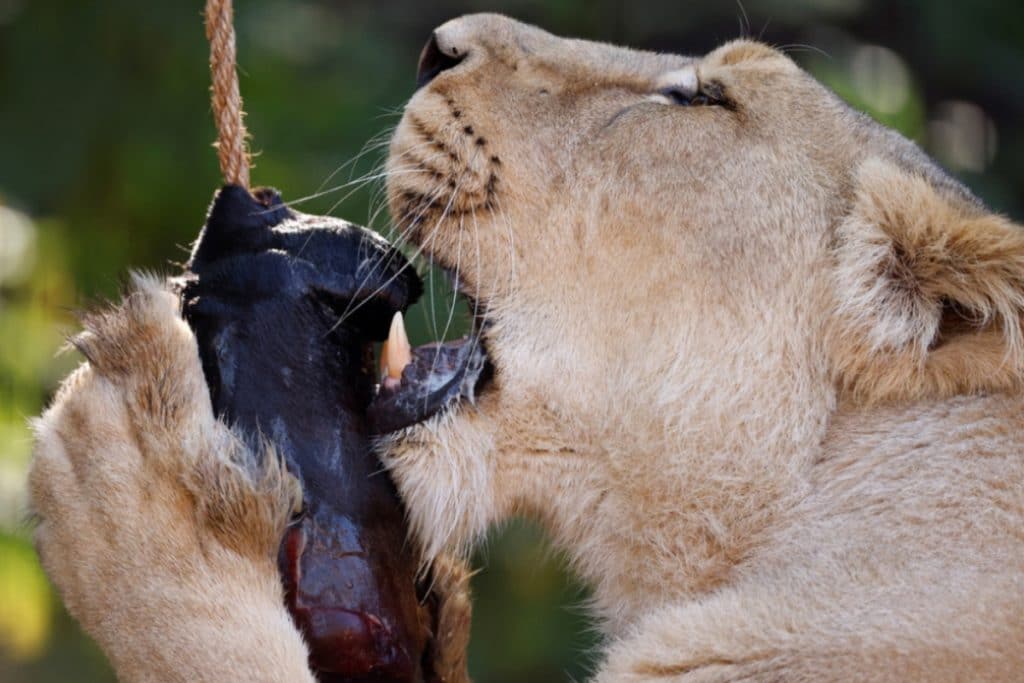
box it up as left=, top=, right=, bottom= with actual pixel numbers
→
left=29, top=275, right=316, bottom=682
left=28, top=14, right=1024, bottom=682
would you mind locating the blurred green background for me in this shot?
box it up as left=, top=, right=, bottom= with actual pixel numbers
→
left=0, top=1, right=1021, bottom=681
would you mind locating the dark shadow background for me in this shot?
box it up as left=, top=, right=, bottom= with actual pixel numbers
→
left=1, top=1, right=1021, bottom=681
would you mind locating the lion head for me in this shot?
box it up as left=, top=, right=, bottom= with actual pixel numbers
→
left=375, top=14, right=1024, bottom=631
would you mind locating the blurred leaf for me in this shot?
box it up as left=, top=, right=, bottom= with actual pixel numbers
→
left=0, top=534, right=52, bottom=661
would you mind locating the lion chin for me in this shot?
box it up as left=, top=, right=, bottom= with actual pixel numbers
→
left=27, top=13, right=1024, bottom=683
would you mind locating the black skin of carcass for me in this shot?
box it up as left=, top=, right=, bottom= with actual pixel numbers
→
left=181, top=185, right=431, bottom=683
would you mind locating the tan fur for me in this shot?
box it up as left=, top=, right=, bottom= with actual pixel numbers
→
left=381, top=14, right=1024, bottom=681
left=27, top=13, right=1024, bottom=682
left=29, top=275, right=316, bottom=682
left=831, top=158, right=1024, bottom=404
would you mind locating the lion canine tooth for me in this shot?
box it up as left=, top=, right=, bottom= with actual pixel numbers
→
left=381, top=311, right=412, bottom=381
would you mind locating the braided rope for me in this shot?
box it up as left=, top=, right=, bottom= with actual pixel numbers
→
left=204, top=0, right=250, bottom=188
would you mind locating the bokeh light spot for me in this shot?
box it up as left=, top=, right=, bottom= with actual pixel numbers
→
left=0, top=205, right=37, bottom=288
left=850, top=44, right=912, bottom=115
left=928, top=100, right=999, bottom=173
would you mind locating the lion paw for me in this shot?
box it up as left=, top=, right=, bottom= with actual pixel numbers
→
left=28, top=274, right=313, bottom=682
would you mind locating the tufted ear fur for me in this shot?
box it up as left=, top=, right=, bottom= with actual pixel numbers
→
left=830, top=158, right=1024, bottom=404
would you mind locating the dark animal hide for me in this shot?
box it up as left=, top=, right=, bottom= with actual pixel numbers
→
left=182, top=185, right=431, bottom=683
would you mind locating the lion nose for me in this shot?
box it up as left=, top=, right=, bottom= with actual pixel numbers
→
left=415, top=31, right=466, bottom=89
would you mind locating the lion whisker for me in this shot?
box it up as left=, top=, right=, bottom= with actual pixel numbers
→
left=326, top=165, right=469, bottom=332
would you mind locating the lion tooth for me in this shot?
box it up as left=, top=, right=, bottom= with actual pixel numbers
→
left=382, top=312, right=412, bottom=381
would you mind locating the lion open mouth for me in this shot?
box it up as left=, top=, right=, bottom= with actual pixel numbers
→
left=366, top=271, right=492, bottom=434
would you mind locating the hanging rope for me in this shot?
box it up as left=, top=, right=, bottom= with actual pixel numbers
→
left=204, top=0, right=251, bottom=188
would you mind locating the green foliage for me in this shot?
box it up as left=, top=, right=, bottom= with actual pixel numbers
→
left=0, top=1, right=1020, bottom=681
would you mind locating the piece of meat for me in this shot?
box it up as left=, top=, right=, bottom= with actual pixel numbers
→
left=181, top=185, right=429, bottom=682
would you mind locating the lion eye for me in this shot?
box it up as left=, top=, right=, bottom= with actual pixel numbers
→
left=658, top=87, right=714, bottom=106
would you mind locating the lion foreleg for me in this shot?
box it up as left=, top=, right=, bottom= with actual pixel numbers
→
left=29, top=274, right=315, bottom=683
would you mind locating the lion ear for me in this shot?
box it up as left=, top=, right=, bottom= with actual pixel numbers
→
left=830, top=157, right=1024, bottom=404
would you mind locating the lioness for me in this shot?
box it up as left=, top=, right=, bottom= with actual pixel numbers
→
left=29, top=14, right=1024, bottom=682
